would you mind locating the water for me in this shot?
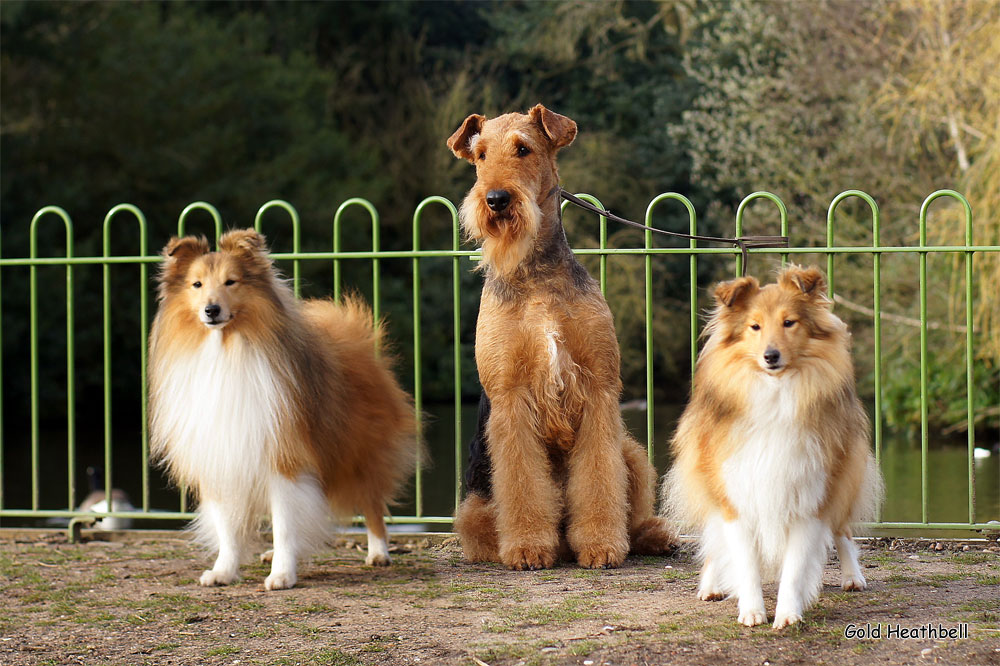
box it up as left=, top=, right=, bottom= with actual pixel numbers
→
left=411, top=403, right=999, bottom=530
left=3, top=404, right=997, bottom=532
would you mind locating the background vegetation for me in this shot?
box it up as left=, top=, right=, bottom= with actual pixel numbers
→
left=2, top=0, right=997, bottom=455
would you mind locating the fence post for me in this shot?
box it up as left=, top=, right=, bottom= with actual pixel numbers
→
left=642, top=194, right=698, bottom=464
left=103, top=205, right=149, bottom=513
left=827, top=191, right=882, bottom=520
left=411, top=197, right=460, bottom=518
left=919, top=190, right=975, bottom=525
left=29, top=207, right=75, bottom=511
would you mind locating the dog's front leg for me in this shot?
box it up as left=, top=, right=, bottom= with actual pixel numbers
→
left=773, top=517, right=828, bottom=628
left=488, top=388, right=560, bottom=570
left=566, top=391, right=629, bottom=568
left=264, top=473, right=328, bottom=590
left=197, top=499, right=242, bottom=586
left=720, top=518, right=767, bottom=626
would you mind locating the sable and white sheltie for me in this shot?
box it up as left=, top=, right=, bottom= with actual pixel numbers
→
left=662, top=265, right=883, bottom=629
left=148, top=229, right=416, bottom=590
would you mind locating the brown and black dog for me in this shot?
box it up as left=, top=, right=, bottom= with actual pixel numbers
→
left=448, top=104, right=676, bottom=570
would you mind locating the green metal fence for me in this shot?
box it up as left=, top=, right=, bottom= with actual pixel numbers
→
left=0, top=189, right=997, bottom=534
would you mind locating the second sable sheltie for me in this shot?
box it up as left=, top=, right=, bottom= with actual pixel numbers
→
left=149, top=229, right=416, bottom=590
left=662, top=265, right=883, bottom=628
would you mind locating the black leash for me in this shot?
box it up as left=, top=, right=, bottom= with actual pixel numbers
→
left=559, top=188, right=788, bottom=277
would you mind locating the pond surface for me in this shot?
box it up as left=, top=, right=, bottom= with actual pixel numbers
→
left=408, top=403, right=1000, bottom=530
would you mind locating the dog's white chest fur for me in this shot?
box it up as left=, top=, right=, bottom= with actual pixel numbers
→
left=153, top=331, right=288, bottom=502
left=722, top=373, right=827, bottom=567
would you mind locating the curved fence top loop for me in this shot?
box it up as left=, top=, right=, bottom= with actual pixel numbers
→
left=102, top=204, right=148, bottom=257
left=334, top=198, right=380, bottom=250
left=413, top=196, right=459, bottom=250
left=30, top=206, right=74, bottom=258
left=736, top=191, right=788, bottom=238
left=644, top=193, right=698, bottom=242
left=735, top=192, right=787, bottom=275
left=919, top=189, right=973, bottom=246
left=177, top=202, right=223, bottom=245
left=255, top=199, right=302, bottom=295
left=560, top=193, right=608, bottom=246
left=826, top=190, right=881, bottom=247
left=254, top=200, right=301, bottom=246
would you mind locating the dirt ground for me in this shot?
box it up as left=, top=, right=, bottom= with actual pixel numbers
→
left=1, top=530, right=998, bottom=666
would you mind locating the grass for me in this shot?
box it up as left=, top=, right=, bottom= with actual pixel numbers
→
left=154, top=643, right=181, bottom=652
left=471, top=640, right=551, bottom=665
left=206, top=645, right=241, bottom=657
left=948, top=551, right=997, bottom=565
left=662, top=568, right=698, bottom=582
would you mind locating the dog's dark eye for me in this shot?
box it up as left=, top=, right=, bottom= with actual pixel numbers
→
left=517, top=145, right=531, bottom=157
left=750, top=323, right=760, bottom=331
left=783, top=320, right=796, bottom=328
left=192, top=281, right=202, bottom=289
left=478, top=152, right=486, bottom=161
left=225, top=279, right=236, bottom=286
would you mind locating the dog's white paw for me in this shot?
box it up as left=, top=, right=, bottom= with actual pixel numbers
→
left=264, top=571, right=297, bottom=590
left=199, top=569, right=239, bottom=587
left=697, top=587, right=725, bottom=601
left=738, top=607, right=767, bottom=627
left=259, top=549, right=274, bottom=564
left=842, top=573, right=867, bottom=591
left=365, top=552, right=392, bottom=567
left=772, top=610, right=802, bottom=629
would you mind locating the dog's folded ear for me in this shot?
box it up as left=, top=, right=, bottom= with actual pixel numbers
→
left=447, top=114, right=486, bottom=163
left=779, top=265, right=829, bottom=302
left=219, top=229, right=269, bottom=259
left=713, top=276, right=760, bottom=308
left=163, top=235, right=210, bottom=262
left=158, top=236, right=209, bottom=288
left=528, top=104, right=577, bottom=150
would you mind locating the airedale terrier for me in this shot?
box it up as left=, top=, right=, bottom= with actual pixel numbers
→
left=447, top=104, right=676, bottom=570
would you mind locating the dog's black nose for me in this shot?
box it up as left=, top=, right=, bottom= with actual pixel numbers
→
left=486, top=189, right=511, bottom=212
left=763, top=347, right=781, bottom=366
left=205, top=304, right=221, bottom=319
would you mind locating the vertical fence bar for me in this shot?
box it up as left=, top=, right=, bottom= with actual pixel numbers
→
left=29, top=207, right=75, bottom=511
left=827, top=191, right=882, bottom=520
left=0, top=226, right=3, bottom=511
left=412, top=203, right=424, bottom=518
left=411, top=197, right=460, bottom=519
left=103, top=205, right=149, bottom=512
left=175, top=202, right=222, bottom=512
left=689, top=200, right=698, bottom=380
left=962, top=199, right=975, bottom=524
left=451, top=203, right=462, bottom=514
left=918, top=200, right=929, bottom=524
left=372, top=212, right=381, bottom=328
left=919, top=190, right=976, bottom=524
left=599, top=201, right=607, bottom=297
left=642, top=194, right=697, bottom=463
left=255, top=200, right=301, bottom=297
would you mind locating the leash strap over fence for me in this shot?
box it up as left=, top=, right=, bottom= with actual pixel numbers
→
left=559, top=188, right=789, bottom=276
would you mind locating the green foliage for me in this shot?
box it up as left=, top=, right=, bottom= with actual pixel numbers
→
left=1, top=0, right=994, bottom=444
